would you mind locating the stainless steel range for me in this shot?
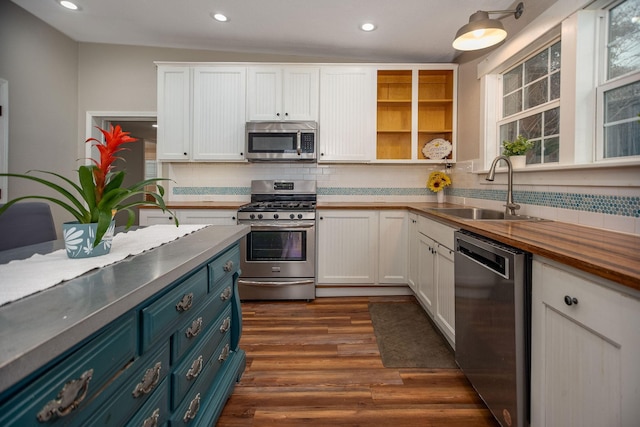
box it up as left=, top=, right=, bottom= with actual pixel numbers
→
left=237, top=180, right=316, bottom=301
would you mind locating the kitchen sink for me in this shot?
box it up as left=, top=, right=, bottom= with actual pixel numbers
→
left=428, top=207, right=546, bottom=221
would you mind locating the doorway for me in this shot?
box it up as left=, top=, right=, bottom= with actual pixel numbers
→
left=86, top=112, right=157, bottom=227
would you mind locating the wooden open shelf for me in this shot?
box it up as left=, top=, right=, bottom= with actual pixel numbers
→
left=377, top=69, right=454, bottom=161
left=377, top=70, right=412, bottom=160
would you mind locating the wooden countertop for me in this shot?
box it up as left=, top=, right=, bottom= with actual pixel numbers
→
left=318, top=202, right=640, bottom=292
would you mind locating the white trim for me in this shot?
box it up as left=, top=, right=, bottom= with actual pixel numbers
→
left=477, top=0, right=593, bottom=78
left=315, top=285, right=413, bottom=297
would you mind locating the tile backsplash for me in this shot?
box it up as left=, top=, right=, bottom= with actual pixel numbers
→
left=166, top=162, right=640, bottom=235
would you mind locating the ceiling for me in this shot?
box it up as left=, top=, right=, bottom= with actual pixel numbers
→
left=11, top=0, right=517, bottom=62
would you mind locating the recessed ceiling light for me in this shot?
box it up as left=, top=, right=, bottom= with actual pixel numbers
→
left=360, top=23, right=376, bottom=32
left=211, top=13, right=228, bottom=22
left=58, top=1, right=79, bottom=11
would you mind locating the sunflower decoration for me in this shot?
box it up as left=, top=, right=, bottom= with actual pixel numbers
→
left=427, top=171, right=452, bottom=193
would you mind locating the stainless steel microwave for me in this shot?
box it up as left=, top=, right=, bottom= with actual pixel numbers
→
left=245, top=121, right=317, bottom=162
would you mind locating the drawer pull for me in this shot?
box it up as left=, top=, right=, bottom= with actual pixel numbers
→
left=219, top=317, right=231, bottom=334
left=564, top=295, right=579, bottom=306
left=218, top=343, right=230, bottom=363
left=223, top=260, right=234, bottom=272
left=176, top=292, right=194, bottom=312
left=183, top=393, right=201, bottom=423
left=142, top=408, right=160, bottom=427
left=36, top=369, right=94, bottom=422
left=186, top=317, right=203, bottom=338
left=220, top=286, right=232, bottom=301
left=132, top=362, right=162, bottom=398
left=186, top=355, right=204, bottom=381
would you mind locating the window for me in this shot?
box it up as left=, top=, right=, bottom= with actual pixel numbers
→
left=597, top=0, right=640, bottom=160
left=498, top=41, right=561, bottom=165
left=479, top=0, right=640, bottom=171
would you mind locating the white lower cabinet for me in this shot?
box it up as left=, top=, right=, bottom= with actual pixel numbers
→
left=177, top=209, right=237, bottom=225
left=317, top=209, right=409, bottom=286
left=414, top=215, right=456, bottom=348
left=434, top=243, right=455, bottom=346
left=417, top=232, right=437, bottom=315
left=139, top=209, right=177, bottom=226
left=139, top=209, right=237, bottom=226
left=317, top=210, right=378, bottom=284
left=378, top=210, right=408, bottom=284
left=407, top=213, right=419, bottom=291
left=531, top=257, right=640, bottom=427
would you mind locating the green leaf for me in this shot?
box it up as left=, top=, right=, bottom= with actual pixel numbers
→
left=0, top=172, right=89, bottom=220
left=78, top=166, right=96, bottom=210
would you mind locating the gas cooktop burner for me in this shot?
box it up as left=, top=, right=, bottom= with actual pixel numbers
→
left=239, top=201, right=316, bottom=212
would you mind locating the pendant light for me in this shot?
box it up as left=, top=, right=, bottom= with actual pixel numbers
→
left=452, top=2, right=524, bottom=51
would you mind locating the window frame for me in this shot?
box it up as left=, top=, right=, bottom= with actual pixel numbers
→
left=595, top=0, right=640, bottom=162
left=496, top=40, right=562, bottom=165
left=477, top=0, right=640, bottom=172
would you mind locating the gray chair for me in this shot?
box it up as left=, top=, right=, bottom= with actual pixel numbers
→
left=0, top=202, right=57, bottom=251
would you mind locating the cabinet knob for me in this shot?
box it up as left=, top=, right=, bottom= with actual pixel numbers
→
left=183, top=152, right=187, bottom=156
left=564, top=295, right=578, bottom=306
left=276, top=112, right=280, bottom=117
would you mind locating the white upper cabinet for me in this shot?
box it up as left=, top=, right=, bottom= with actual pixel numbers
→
left=318, top=66, right=376, bottom=162
left=247, top=66, right=319, bottom=121
left=192, top=67, right=246, bottom=161
left=157, top=66, right=191, bottom=160
left=156, top=64, right=246, bottom=161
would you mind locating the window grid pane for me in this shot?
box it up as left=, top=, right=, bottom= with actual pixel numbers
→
left=603, top=80, right=640, bottom=158
left=607, top=0, right=640, bottom=80
left=499, top=106, right=560, bottom=165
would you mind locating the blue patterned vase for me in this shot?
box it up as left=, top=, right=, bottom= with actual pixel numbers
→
left=62, top=221, right=115, bottom=258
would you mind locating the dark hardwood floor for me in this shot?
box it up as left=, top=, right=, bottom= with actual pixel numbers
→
left=216, top=295, right=498, bottom=426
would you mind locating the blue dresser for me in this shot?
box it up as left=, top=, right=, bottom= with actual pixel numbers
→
left=0, top=226, right=249, bottom=427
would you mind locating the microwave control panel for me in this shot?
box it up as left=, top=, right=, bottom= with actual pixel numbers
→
left=301, top=133, right=315, bottom=153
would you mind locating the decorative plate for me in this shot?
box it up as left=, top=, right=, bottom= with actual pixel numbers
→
left=422, top=138, right=452, bottom=159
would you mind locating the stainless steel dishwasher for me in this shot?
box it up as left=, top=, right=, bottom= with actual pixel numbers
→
left=454, top=230, right=531, bottom=427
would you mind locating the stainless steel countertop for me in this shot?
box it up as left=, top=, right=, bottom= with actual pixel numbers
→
left=0, top=225, right=250, bottom=394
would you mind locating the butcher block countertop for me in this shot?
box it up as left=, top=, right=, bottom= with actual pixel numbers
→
left=317, top=202, right=640, bottom=292
left=152, top=201, right=640, bottom=292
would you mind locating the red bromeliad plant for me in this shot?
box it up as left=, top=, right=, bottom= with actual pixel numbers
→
left=0, top=125, right=177, bottom=246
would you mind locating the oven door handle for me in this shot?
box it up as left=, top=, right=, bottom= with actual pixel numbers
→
left=238, top=279, right=315, bottom=287
left=241, top=223, right=315, bottom=230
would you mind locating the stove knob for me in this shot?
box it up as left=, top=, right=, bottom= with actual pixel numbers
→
left=290, top=213, right=295, bottom=219
left=249, top=214, right=255, bottom=220
left=273, top=214, right=279, bottom=219
left=257, top=214, right=263, bottom=219
left=297, top=214, right=303, bottom=219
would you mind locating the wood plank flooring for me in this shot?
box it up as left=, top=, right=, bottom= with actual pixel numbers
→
left=216, top=295, right=498, bottom=426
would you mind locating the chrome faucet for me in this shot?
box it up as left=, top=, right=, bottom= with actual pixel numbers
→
left=486, top=155, right=520, bottom=215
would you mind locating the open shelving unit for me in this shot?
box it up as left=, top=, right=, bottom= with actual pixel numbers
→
left=376, top=68, right=455, bottom=162
left=417, top=70, right=454, bottom=160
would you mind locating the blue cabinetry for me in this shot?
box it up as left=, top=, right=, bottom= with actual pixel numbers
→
left=0, top=240, right=245, bottom=427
